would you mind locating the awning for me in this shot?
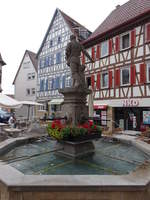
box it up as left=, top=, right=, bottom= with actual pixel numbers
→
left=48, top=99, right=64, bottom=105
left=94, top=104, right=107, bottom=110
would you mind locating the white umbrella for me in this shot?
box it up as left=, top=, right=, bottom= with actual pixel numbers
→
left=0, top=93, right=22, bottom=109
left=20, top=101, right=43, bottom=106
left=20, top=101, right=43, bottom=120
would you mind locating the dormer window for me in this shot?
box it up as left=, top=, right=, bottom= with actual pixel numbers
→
left=121, top=33, right=130, bottom=50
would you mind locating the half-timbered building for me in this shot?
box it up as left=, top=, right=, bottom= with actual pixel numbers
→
left=36, top=8, right=91, bottom=114
left=83, top=0, right=150, bottom=132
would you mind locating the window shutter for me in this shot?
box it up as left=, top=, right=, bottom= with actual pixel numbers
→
left=96, top=73, right=100, bottom=89
left=92, top=47, right=95, bottom=61
left=62, top=75, right=66, bottom=88
left=115, top=36, right=120, bottom=52
left=140, top=63, right=146, bottom=84
left=51, top=78, right=54, bottom=89
left=96, top=45, right=100, bottom=60
left=45, top=79, right=48, bottom=91
left=109, top=70, right=113, bottom=88
left=91, top=74, right=95, bottom=90
left=130, top=65, right=136, bottom=85
left=115, top=69, right=120, bottom=87
left=109, top=39, right=113, bottom=55
left=131, top=29, right=136, bottom=47
left=146, top=24, right=150, bottom=41
left=81, top=53, right=85, bottom=65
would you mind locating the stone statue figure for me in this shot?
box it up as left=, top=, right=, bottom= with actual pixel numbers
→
left=65, top=35, right=93, bottom=88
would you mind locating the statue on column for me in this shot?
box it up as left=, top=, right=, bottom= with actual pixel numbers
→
left=65, top=35, right=93, bottom=89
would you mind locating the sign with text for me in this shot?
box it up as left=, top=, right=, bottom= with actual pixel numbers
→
left=123, top=99, right=139, bottom=107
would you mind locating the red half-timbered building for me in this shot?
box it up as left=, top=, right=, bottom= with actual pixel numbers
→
left=83, top=0, right=150, bottom=132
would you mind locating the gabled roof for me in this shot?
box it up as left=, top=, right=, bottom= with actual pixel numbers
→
left=37, top=8, right=91, bottom=57
left=59, top=9, right=91, bottom=40
left=84, top=0, right=150, bottom=45
left=0, top=53, right=6, bottom=66
left=13, top=50, right=37, bottom=85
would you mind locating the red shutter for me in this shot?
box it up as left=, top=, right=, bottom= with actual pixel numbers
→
left=130, top=65, right=136, bottom=85
left=96, top=73, right=101, bottom=89
left=96, top=45, right=100, bottom=60
left=81, top=53, right=85, bottom=65
left=92, top=47, right=95, bottom=61
left=115, top=69, right=120, bottom=87
left=131, top=29, right=136, bottom=47
left=140, top=63, right=146, bottom=84
left=109, top=39, right=113, bottom=55
left=91, top=74, right=95, bottom=89
left=146, top=24, right=150, bottom=41
left=109, top=70, right=113, bottom=88
left=115, top=36, right=120, bottom=52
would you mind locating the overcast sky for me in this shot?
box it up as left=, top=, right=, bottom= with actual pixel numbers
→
left=0, top=0, right=127, bottom=94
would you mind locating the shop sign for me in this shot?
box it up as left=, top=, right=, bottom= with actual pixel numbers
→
left=123, top=99, right=139, bottom=107
left=94, top=105, right=107, bottom=110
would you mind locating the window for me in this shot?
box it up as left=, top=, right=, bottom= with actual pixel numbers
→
left=32, top=88, right=35, bottom=95
left=101, top=72, right=108, bottom=88
left=121, top=33, right=130, bottom=50
left=27, top=73, right=35, bottom=80
left=40, top=79, right=45, bottom=91
left=86, top=77, right=91, bottom=87
left=31, top=73, right=35, bottom=79
left=39, top=59, right=44, bottom=68
left=58, top=36, right=61, bottom=44
left=50, top=40, right=53, bottom=48
left=121, top=68, right=130, bottom=85
left=26, top=89, right=30, bottom=95
left=56, top=52, right=61, bottom=64
left=49, top=54, right=54, bottom=66
left=44, top=57, right=49, bottom=67
left=147, top=63, right=150, bottom=82
left=66, top=76, right=72, bottom=87
left=27, top=73, right=31, bottom=80
left=101, top=41, right=108, bottom=57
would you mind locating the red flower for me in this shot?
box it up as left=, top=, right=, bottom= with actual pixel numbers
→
left=51, top=122, right=56, bottom=129
left=88, top=120, right=93, bottom=127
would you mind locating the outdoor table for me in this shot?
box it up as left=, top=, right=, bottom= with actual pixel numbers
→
left=4, top=128, right=22, bottom=137
left=0, top=123, right=9, bottom=133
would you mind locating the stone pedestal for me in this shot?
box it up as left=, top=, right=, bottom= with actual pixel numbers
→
left=59, top=88, right=91, bottom=126
left=55, top=140, right=95, bottom=158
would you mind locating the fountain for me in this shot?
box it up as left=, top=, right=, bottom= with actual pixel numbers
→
left=0, top=36, right=150, bottom=199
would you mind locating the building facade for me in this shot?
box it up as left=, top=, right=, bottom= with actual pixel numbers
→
left=13, top=50, right=38, bottom=118
left=83, top=0, right=150, bottom=132
left=36, top=8, right=91, bottom=115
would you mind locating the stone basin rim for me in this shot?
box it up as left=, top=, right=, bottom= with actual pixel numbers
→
left=0, top=135, right=150, bottom=192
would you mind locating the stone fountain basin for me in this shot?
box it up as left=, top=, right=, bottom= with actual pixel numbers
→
left=0, top=136, right=150, bottom=200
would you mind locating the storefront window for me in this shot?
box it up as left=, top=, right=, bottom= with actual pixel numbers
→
left=101, top=72, right=108, bottom=88
left=121, top=68, right=130, bottom=85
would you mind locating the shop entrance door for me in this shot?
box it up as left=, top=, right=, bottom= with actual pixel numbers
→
left=124, top=108, right=137, bottom=130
